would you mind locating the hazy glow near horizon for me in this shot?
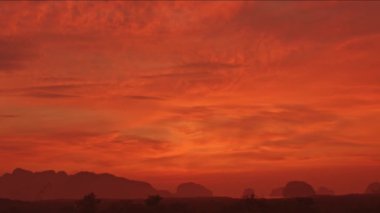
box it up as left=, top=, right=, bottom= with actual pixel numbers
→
left=0, top=1, right=379, bottom=197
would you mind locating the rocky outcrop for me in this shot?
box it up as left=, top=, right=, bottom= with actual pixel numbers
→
left=176, top=182, right=213, bottom=197
left=282, top=181, right=316, bottom=198
left=0, top=168, right=157, bottom=200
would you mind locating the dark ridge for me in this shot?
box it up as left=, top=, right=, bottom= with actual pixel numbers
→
left=0, top=168, right=157, bottom=200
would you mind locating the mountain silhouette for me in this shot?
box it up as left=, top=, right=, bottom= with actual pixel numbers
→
left=0, top=168, right=157, bottom=200
left=282, top=181, right=316, bottom=198
left=176, top=182, right=213, bottom=197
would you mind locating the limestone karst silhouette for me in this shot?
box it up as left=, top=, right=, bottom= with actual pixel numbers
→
left=282, top=181, right=316, bottom=198
left=176, top=182, right=213, bottom=197
left=0, top=168, right=156, bottom=200
left=0, top=168, right=217, bottom=201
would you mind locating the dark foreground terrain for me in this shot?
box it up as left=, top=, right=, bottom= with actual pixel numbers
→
left=0, top=194, right=379, bottom=213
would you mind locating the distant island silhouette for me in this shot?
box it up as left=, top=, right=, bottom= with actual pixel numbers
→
left=0, top=168, right=378, bottom=202
left=0, top=168, right=213, bottom=200
left=0, top=168, right=379, bottom=213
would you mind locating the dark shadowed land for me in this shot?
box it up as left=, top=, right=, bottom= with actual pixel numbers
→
left=1, top=169, right=379, bottom=212
left=0, top=169, right=213, bottom=200
left=0, top=194, right=380, bottom=213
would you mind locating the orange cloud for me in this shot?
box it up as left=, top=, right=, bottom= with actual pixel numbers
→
left=0, top=1, right=379, bottom=196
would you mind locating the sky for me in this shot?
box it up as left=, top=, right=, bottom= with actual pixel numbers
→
left=0, top=1, right=379, bottom=197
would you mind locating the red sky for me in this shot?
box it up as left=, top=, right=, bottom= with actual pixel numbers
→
left=0, top=1, right=379, bottom=197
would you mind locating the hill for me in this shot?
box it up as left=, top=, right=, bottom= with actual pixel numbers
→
left=0, top=168, right=157, bottom=200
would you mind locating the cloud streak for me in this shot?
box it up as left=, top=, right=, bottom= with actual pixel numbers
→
left=0, top=1, right=379, bottom=196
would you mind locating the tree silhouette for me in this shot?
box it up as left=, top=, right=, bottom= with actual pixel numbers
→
left=76, top=193, right=101, bottom=213
left=145, top=194, right=162, bottom=207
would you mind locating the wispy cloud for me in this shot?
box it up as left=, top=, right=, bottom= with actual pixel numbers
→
left=122, top=95, right=165, bottom=101
left=176, top=62, right=242, bottom=70
left=22, top=92, right=80, bottom=99
left=0, top=1, right=379, bottom=193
